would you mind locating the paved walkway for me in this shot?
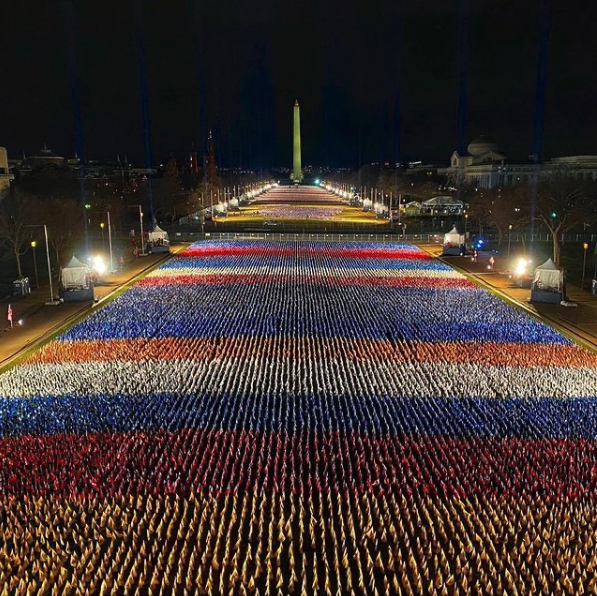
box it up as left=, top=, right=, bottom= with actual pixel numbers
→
left=420, top=244, right=597, bottom=352
left=0, top=245, right=186, bottom=370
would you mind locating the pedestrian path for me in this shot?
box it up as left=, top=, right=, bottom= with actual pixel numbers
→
left=0, top=246, right=186, bottom=369
left=420, top=244, right=597, bottom=352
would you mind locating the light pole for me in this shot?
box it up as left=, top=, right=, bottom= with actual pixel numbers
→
left=508, top=224, right=513, bottom=259
left=31, top=240, right=39, bottom=289
left=129, top=205, right=145, bottom=255
left=84, top=203, right=92, bottom=258
left=464, top=213, right=469, bottom=237
left=100, top=222, right=106, bottom=254
left=25, top=225, right=55, bottom=304
left=107, top=212, right=114, bottom=271
left=582, top=242, right=589, bottom=290
left=95, top=211, right=115, bottom=272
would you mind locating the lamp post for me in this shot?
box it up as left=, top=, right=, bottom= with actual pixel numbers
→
left=464, top=213, right=469, bottom=237
left=106, top=212, right=114, bottom=271
left=31, top=240, right=39, bottom=289
left=100, top=222, right=106, bottom=254
left=508, top=224, right=513, bottom=259
left=84, top=203, right=92, bottom=258
left=25, top=225, right=55, bottom=304
left=582, top=242, right=589, bottom=290
left=95, top=211, right=115, bottom=272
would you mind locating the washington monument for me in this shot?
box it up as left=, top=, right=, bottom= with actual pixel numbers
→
left=293, top=100, right=303, bottom=183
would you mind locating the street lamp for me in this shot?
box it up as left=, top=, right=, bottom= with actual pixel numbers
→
left=31, top=240, right=39, bottom=289
left=464, top=213, right=469, bottom=237
left=508, top=224, right=513, bottom=260
left=582, top=242, right=589, bottom=290
left=100, top=222, right=106, bottom=254
left=25, top=224, right=56, bottom=304
left=95, top=211, right=115, bottom=272
left=83, top=203, right=93, bottom=258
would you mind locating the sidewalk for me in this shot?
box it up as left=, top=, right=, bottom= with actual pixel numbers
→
left=420, top=244, right=597, bottom=352
left=0, top=245, right=187, bottom=370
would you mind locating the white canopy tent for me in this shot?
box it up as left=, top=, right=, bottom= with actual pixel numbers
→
left=533, top=258, right=564, bottom=291
left=147, top=225, right=170, bottom=245
left=531, top=258, right=566, bottom=304
left=443, top=227, right=465, bottom=246
left=421, top=196, right=464, bottom=212
left=147, top=225, right=170, bottom=253
left=442, top=227, right=466, bottom=256
left=60, top=256, right=90, bottom=289
left=403, top=201, right=422, bottom=215
left=60, top=255, right=94, bottom=301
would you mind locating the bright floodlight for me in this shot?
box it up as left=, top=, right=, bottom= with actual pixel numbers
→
left=93, top=255, right=107, bottom=275
left=514, top=257, right=528, bottom=277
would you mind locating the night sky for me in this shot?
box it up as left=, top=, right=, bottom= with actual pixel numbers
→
left=1, top=0, right=596, bottom=169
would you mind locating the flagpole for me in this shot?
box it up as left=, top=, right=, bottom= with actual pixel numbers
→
left=24, top=224, right=56, bottom=304
left=43, top=225, right=55, bottom=303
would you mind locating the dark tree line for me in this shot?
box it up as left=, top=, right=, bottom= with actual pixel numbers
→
left=467, top=175, right=597, bottom=266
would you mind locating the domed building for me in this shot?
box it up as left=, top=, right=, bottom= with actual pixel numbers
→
left=443, top=136, right=597, bottom=189
left=466, top=136, right=505, bottom=159
left=445, top=135, right=507, bottom=188
left=26, top=144, right=65, bottom=169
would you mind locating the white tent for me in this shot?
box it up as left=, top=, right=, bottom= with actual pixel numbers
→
left=147, top=225, right=169, bottom=245
left=422, top=196, right=464, bottom=210
left=443, top=227, right=465, bottom=246
left=533, top=258, right=563, bottom=290
left=403, top=201, right=422, bottom=215
left=60, top=256, right=89, bottom=288
left=404, top=200, right=421, bottom=209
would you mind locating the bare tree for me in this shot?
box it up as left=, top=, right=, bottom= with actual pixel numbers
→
left=36, top=196, right=80, bottom=266
left=468, top=186, right=530, bottom=244
left=153, top=158, right=183, bottom=222
left=0, top=188, right=34, bottom=278
left=535, top=174, right=597, bottom=266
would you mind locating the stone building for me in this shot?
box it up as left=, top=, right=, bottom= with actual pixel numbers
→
left=441, top=136, right=597, bottom=189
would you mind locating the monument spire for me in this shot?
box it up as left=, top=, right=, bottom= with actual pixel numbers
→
left=293, top=100, right=303, bottom=183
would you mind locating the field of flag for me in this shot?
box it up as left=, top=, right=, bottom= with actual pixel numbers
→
left=1, top=240, right=596, bottom=594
